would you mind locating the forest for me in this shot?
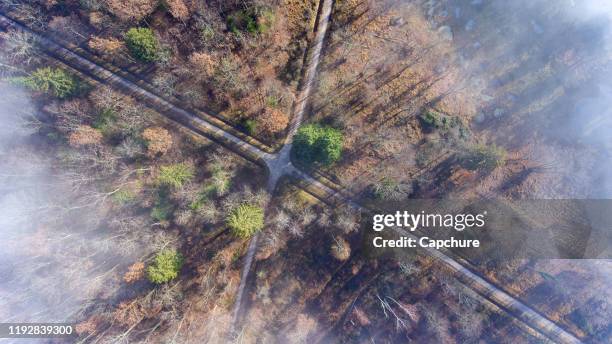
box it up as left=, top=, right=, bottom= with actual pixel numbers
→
left=0, top=0, right=610, bottom=343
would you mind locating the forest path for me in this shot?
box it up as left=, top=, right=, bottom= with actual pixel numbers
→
left=229, top=0, right=334, bottom=334
left=0, top=9, right=582, bottom=344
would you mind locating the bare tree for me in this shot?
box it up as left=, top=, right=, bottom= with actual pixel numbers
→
left=272, top=210, right=290, bottom=230
left=43, top=99, right=93, bottom=133
left=116, top=137, right=145, bottom=160
left=330, top=236, right=351, bottom=261
left=12, top=3, right=47, bottom=30
left=285, top=220, right=303, bottom=237
left=0, top=29, right=40, bottom=65
left=377, top=294, right=411, bottom=332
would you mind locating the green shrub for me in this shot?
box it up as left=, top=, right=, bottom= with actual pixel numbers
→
left=125, top=28, right=159, bottom=62
left=254, top=8, right=274, bottom=33
left=197, top=161, right=233, bottom=199
left=13, top=67, right=77, bottom=98
left=293, top=124, right=343, bottom=166
left=151, top=187, right=174, bottom=222
left=157, top=163, right=194, bottom=188
left=419, top=110, right=461, bottom=133
left=213, top=56, right=247, bottom=94
left=419, top=110, right=441, bottom=129
left=112, top=188, right=136, bottom=205
left=92, top=108, right=117, bottom=135
left=200, top=24, right=215, bottom=42
left=416, top=141, right=442, bottom=167
left=227, top=204, right=265, bottom=239
left=266, top=95, right=279, bottom=108
left=151, top=203, right=172, bottom=222
left=240, top=118, right=257, bottom=135
left=370, top=178, right=407, bottom=201
left=211, top=169, right=232, bottom=195
left=462, top=144, right=507, bottom=171
left=147, top=249, right=184, bottom=284
left=226, top=11, right=252, bottom=34
left=189, top=184, right=217, bottom=210
left=227, top=7, right=274, bottom=34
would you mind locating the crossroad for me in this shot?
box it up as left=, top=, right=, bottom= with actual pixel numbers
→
left=0, top=7, right=583, bottom=344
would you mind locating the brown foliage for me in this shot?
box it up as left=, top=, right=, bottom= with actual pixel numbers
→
left=89, top=87, right=126, bottom=111
left=39, top=0, right=57, bottom=9
left=284, top=0, right=316, bottom=32
left=142, top=126, right=173, bottom=157
left=105, top=0, right=158, bottom=21
left=48, top=16, right=86, bottom=42
left=88, top=12, right=105, bottom=27
left=284, top=314, right=318, bottom=343
left=69, top=125, right=103, bottom=147
left=166, top=0, right=189, bottom=20
left=400, top=302, right=421, bottom=323
left=88, top=36, right=124, bottom=55
left=38, top=0, right=58, bottom=9
left=257, top=107, right=289, bottom=137
left=75, top=316, right=100, bottom=335
left=44, top=99, right=92, bottom=133
left=113, top=301, right=146, bottom=327
left=331, top=236, right=351, bottom=261
left=112, top=296, right=163, bottom=328
left=189, top=52, right=216, bottom=77
left=123, top=262, right=145, bottom=283
left=351, top=307, right=371, bottom=326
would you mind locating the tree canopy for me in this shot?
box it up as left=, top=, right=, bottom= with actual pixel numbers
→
left=227, top=203, right=265, bottom=238
left=226, top=7, right=275, bottom=35
left=157, top=163, right=195, bottom=188
left=146, top=249, right=184, bottom=284
left=125, top=27, right=159, bottom=62
left=143, top=127, right=173, bottom=157
left=370, top=178, right=409, bottom=201
left=462, top=144, right=507, bottom=172
left=13, top=67, right=77, bottom=98
left=292, top=124, right=343, bottom=166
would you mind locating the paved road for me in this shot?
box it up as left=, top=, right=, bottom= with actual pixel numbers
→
left=0, top=10, right=583, bottom=344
